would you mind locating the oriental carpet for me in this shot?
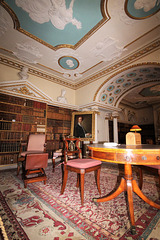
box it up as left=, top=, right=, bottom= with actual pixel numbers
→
left=0, top=163, right=160, bottom=240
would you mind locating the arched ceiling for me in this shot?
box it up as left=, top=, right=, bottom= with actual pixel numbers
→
left=95, top=64, right=160, bottom=108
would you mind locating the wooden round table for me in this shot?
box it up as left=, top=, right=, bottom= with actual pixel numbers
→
left=88, top=144, right=160, bottom=234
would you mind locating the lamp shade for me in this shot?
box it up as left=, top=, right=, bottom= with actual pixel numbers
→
left=130, top=125, right=142, bottom=132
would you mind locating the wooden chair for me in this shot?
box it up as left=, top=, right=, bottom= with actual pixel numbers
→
left=61, top=137, right=101, bottom=205
left=17, top=134, right=46, bottom=176
left=52, top=149, right=63, bottom=172
left=23, top=153, right=48, bottom=188
left=139, top=165, right=160, bottom=189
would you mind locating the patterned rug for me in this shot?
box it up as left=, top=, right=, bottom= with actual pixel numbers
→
left=0, top=163, right=160, bottom=240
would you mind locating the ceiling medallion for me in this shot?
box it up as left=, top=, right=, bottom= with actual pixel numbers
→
left=58, top=56, right=79, bottom=70
left=125, top=0, right=160, bottom=19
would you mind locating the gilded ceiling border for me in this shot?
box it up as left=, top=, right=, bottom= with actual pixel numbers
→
left=0, top=40, right=159, bottom=90
left=76, top=38, right=160, bottom=89
left=0, top=0, right=110, bottom=51
left=0, top=55, right=76, bottom=89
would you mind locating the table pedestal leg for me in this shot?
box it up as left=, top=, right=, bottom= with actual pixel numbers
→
left=93, top=163, right=160, bottom=234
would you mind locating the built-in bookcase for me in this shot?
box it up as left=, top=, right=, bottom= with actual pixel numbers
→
left=0, top=93, right=73, bottom=165
left=0, top=93, right=46, bottom=165
left=46, top=105, right=73, bottom=157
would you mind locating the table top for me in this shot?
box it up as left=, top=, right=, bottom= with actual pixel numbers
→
left=87, top=144, right=160, bottom=165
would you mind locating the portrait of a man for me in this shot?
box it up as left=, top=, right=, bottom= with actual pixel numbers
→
left=73, top=113, right=93, bottom=139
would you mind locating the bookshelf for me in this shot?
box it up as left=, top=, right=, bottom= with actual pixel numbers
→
left=46, top=105, right=73, bottom=158
left=0, top=93, right=46, bottom=166
left=0, top=93, right=74, bottom=165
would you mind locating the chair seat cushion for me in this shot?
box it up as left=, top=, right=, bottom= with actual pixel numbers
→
left=67, top=158, right=101, bottom=169
left=21, top=151, right=44, bottom=157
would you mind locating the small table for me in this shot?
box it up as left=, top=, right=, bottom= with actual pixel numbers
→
left=88, top=144, right=160, bottom=234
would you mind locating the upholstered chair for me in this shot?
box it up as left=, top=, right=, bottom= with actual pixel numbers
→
left=17, top=134, right=46, bottom=175
left=60, top=137, right=101, bottom=205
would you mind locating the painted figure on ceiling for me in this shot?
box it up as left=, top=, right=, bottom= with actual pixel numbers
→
left=15, top=0, right=82, bottom=30
left=134, top=0, right=160, bottom=12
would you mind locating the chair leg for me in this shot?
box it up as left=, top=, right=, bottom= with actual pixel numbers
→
left=17, top=164, right=20, bottom=176
left=96, top=168, right=101, bottom=195
left=139, top=167, right=143, bottom=190
left=80, top=171, right=85, bottom=205
left=76, top=173, right=80, bottom=187
left=52, top=157, right=55, bottom=172
left=61, top=169, right=68, bottom=194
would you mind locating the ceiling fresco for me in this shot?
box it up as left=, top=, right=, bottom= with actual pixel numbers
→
left=0, top=0, right=160, bottom=108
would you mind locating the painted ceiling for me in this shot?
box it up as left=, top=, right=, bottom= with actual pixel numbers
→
left=0, top=0, right=160, bottom=108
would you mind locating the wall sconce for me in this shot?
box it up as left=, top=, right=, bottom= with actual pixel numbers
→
left=126, top=125, right=142, bottom=145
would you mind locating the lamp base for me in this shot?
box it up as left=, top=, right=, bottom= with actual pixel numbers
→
left=126, top=132, right=141, bottom=145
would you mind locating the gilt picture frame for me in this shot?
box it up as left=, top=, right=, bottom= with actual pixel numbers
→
left=71, top=111, right=95, bottom=141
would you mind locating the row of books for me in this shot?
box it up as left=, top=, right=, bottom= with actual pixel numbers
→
left=0, top=153, right=18, bottom=165
left=0, top=93, right=46, bottom=110
left=0, top=142, right=20, bottom=152
left=47, top=112, right=71, bottom=121
left=0, top=131, right=22, bottom=139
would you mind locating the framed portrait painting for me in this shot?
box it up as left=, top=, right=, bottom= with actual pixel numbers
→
left=71, top=111, right=95, bottom=141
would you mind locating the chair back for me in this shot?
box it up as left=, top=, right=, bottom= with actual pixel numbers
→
left=25, top=153, right=48, bottom=170
left=63, top=137, right=82, bottom=162
left=27, top=134, right=46, bottom=152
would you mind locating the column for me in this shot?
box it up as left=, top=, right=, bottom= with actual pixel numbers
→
left=105, top=113, right=110, bottom=142
left=112, top=111, right=119, bottom=143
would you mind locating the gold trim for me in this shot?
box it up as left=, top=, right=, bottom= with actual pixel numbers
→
left=1, top=0, right=110, bottom=51
left=124, top=25, right=160, bottom=49
left=0, top=48, right=13, bottom=54
left=71, top=111, right=95, bottom=141
left=0, top=0, right=20, bottom=28
left=124, top=0, right=160, bottom=20
left=93, top=62, right=160, bottom=101
left=0, top=55, right=76, bottom=89
left=37, top=63, right=63, bottom=75
left=0, top=39, right=159, bottom=90
left=81, top=61, right=103, bottom=74
left=58, top=56, right=79, bottom=70
left=76, top=39, right=160, bottom=89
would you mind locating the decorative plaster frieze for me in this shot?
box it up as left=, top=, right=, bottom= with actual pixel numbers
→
left=0, top=6, right=11, bottom=37
left=91, top=37, right=125, bottom=62
left=13, top=41, right=42, bottom=64
left=0, top=39, right=159, bottom=90
left=0, top=80, right=53, bottom=102
left=76, top=39, right=160, bottom=89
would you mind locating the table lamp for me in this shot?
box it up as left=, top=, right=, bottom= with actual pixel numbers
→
left=126, top=125, right=142, bottom=145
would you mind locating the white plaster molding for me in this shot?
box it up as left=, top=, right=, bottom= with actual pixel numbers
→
left=0, top=80, right=52, bottom=102
left=63, top=71, right=82, bottom=80
left=91, top=37, right=126, bottom=62
left=13, top=41, right=42, bottom=64
left=0, top=6, right=11, bottom=37
left=110, top=0, right=137, bottom=25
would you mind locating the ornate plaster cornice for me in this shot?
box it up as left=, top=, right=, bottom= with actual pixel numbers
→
left=0, top=38, right=160, bottom=90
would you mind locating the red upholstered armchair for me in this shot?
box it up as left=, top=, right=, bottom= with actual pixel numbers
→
left=23, top=153, right=48, bottom=188
left=17, top=134, right=46, bottom=175
left=61, top=137, right=101, bottom=205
